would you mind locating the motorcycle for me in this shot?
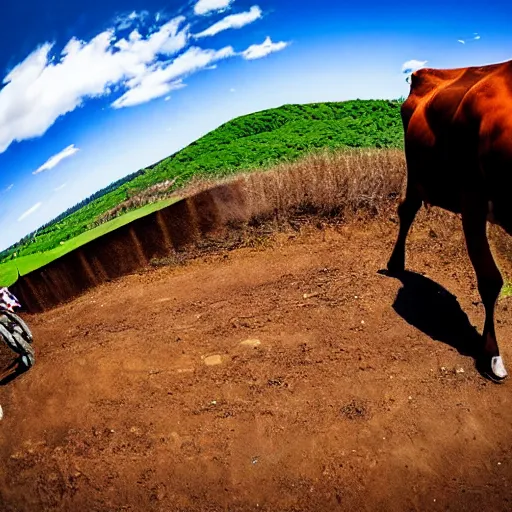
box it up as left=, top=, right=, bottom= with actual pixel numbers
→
left=0, top=287, right=35, bottom=382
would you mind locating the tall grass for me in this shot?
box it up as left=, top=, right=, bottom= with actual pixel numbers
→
left=178, top=148, right=406, bottom=225
left=242, top=148, right=405, bottom=221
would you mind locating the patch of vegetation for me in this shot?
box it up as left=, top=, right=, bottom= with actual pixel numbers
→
left=0, top=99, right=404, bottom=265
left=501, top=282, right=512, bottom=298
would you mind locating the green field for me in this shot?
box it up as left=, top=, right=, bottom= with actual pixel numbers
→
left=0, top=198, right=177, bottom=286
left=0, top=100, right=404, bottom=264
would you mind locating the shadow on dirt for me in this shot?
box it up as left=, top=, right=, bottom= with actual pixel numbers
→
left=378, top=269, right=483, bottom=361
left=0, top=359, right=29, bottom=386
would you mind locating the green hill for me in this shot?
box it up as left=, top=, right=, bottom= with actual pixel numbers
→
left=1, top=99, right=404, bottom=261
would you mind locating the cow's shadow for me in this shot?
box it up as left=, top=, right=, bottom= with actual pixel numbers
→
left=378, top=269, right=482, bottom=360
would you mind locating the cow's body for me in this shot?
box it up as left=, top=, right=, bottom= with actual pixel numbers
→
left=388, top=60, right=512, bottom=380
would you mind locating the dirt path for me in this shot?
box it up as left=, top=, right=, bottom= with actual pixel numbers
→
left=1, top=212, right=512, bottom=511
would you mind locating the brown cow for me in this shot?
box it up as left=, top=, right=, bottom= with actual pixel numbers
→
left=387, top=60, right=512, bottom=381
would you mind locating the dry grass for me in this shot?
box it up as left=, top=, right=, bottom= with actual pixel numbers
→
left=240, top=148, right=405, bottom=221
left=179, top=148, right=406, bottom=225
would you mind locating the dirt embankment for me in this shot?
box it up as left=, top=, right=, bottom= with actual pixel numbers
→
left=2, top=204, right=512, bottom=511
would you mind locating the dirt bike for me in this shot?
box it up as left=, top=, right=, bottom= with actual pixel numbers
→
left=0, top=287, right=35, bottom=382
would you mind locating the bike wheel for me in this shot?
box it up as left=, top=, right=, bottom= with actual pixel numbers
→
left=0, top=311, right=33, bottom=343
left=0, top=323, right=35, bottom=365
left=0, top=324, right=18, bottom=353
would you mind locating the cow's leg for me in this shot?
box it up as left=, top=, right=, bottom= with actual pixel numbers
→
left=462, top=202, right=507, bottom=380
left=387, top=188, right=422, bottom=273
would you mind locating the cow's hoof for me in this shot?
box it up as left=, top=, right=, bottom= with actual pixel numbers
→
left=480, top=355, right=508, bottom=382
left=490, top=356, right=508, bottom=381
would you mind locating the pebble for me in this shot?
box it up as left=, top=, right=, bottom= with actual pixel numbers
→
left=0, top=405, right=3, bottom=420
left=204, top=355, right=222, bottom=366
left=240, top=339, right=261, bottom=348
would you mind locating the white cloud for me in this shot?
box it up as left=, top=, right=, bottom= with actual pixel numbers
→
left=401, top=59, right=427, bottom=75
left=230, top=88, right=236, bottom=92
left=54, top=183, right=67, bottom=192
left=194, top=0, right=233, bottom=15
left=0, top=8, right=283, bottom=153
left=115, top=11, right=149, bottom=31
left=112, top=45, right=234, bottom=108
left=33, top=144, right=80, bottom=174
left=242, top=36, right=289, bottom=60
left=2, top=183, right=14, bottom=193
left=112, top=77, right=186, bottom=108
left=0, top=16, right=190, bottom=154
left=458, top=33, right=480, bottom=45
left=195, top=6, right=262, bottom=38
left=18, top=202, right=42, bottom=222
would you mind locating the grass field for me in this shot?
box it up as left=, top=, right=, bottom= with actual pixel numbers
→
left=0, top=198, right=177, bottom=286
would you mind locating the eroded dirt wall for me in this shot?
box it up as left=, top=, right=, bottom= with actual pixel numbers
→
left=11, top=182, right=250, bottom=313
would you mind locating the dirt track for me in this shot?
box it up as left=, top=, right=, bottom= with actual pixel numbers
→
left=1, top=211, right=512, bottom=511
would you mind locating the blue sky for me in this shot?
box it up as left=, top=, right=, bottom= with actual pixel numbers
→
left=1, top=0, right=512, bottom=250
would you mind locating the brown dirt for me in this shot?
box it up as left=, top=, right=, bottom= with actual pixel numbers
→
left=2, top=209, right=512, bottom=511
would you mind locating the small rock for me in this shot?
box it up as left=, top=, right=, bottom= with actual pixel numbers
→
left=204, top=355, right=222, bottom=366
left=0, top=405, right=3, bottom=420
left=456, top=368, right=465, bottom=374
left=240, top=339, right=261, bottom=348
left=408, top=396, right=413, bottom=400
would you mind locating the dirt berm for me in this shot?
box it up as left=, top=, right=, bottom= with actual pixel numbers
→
left=12, top=181, right=253, bottom=313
